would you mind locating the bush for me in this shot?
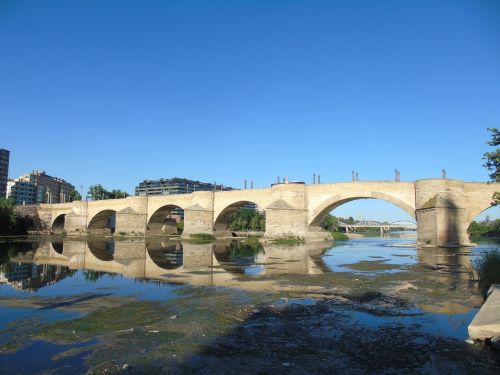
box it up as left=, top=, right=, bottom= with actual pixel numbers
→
left=472, top=249, right=500, bottom=298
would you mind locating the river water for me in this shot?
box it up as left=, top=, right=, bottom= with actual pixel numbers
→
left=0, top=234, right=499, bottom=374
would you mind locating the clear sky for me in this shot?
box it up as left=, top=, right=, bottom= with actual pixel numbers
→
left=1, top=0, right=499, bottom=221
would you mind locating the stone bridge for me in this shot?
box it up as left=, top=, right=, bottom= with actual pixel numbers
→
left=36, top=179, right=498, bottom=247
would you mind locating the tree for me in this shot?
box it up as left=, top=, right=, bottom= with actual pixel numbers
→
left=483, top=128, right=500, bottom=205
left=87, top=185, right=129, bottom=200
left=0, top=197, right=33, bottom=235
left=228, top=208, right=265, bottom=232
left=0, top=197, right=15, bottom=234
left=68, top=189, right=82, bottom=202
left=483, top=128, right=500, bottom=182
left=87, top=184, right=108, bottom=200
left=109, top=189, right=129, bottom=199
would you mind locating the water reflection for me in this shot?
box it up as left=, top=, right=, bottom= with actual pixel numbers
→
left=0, top=237, right=490, bottom=294
left=0, top=239, right=334, bottom=290
left=147, top=240, right=184, bottom=269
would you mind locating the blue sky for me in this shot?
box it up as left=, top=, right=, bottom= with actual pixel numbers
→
left=1, top=0, right=499, bottom=221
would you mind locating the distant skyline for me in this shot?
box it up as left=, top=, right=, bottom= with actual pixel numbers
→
left=1, top=0, right=499, bottom=221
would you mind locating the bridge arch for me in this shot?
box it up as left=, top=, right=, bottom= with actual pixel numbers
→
left=309, top=192, right=416, bottom=227
left=466, top=204, right=500, bottom=240
left=466, top=201, right=497, bottom=230
left=147, top=205, right=184, bottom=235
left=213, top=200, right=264, bottom=237
left=51, top=214, right=66, bottom=232
left=88, top=210, right=116, bottom=234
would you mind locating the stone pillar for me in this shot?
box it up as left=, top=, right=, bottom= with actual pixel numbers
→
left=114, top=197, right=148, bottom=236
left=415, top=179, right=472, bottom=248
left=182, top=204, right=214, bottom=238
left=115, top=208, right=147, bottom=236
left=65, top=213, right=88, bottom=235
left=265, top=199, right=332, bottom=241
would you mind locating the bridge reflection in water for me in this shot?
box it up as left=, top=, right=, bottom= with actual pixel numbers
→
left=0, top=237, right=474, bottom=298
left=22, top=239, right=332, bottom=291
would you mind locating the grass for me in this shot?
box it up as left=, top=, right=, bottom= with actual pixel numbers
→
left=271, top=236, right=305, bottom=246
left=331, top=231, right=349, bottom=241
left=187, top=233, right=215, bottom=243
left=471, top=248, right=500, bottom=298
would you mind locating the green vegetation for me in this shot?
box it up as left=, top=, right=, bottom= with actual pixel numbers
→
left=68, top=189, right=82, bottom=201
left=87, top=184, right=129, bottom=200
left=483, top=128, right=500, bottom=205
left=332, top=231, right=349, bottom=240
left=188, top=233, right=215, bottom=243
left=320, top=214, right=355, bottom=240
left=320, top=214, right=354, bottom=231
left=228, top=240, right=264, bottom=259
left=0, top=198, right=33, bottom=235
left=483, top=128, right=500, bottom=182
left=83, top=270, right=118, bottom=282
left=241, top=236, right=262, bottom=246
left=228, top=208, right=265, bottom=232
left=176, top=220, right=184, bottom=235
left=271, top=236, right=305, bottom=246
left=38, top=301, right=167, bottom=341
left=468, top=218, right=500, bottom=238
left=471, top=249, right=500, bottom=298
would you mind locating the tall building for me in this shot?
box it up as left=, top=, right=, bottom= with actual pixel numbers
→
left=135, top=177, right=233, bottom=196
left=9, top=170, right=75, bottom=205
left=0, top=149, right=9, bottom=198
left=9, top=180, right=36, bottom=205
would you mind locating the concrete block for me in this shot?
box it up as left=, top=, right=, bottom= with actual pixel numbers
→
left=468, top=285, right=500, bottom=341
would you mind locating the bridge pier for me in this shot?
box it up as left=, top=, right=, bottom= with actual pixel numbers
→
left=265, top=200, right=332, bottom=241
left=182, top=205, right=214, bottom=238
left=115, top=209, right=147, bottom=236
left=65, top=213, right=87, bottom=235
left=415, top=179, right=474, bottom=248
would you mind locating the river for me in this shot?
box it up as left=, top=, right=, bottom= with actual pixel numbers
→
left=0, top=234, right=499, bottom=374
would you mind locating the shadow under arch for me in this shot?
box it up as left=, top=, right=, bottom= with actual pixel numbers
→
left=214, top=201, right=263, bottom=237
left=146, top=240, right=184, bottom=269
left=51, top=214, right=66, bottom=232
left=88, top=210, right=116, bottom=234
left=147, top=205, right=184, bottom=236
left=309, top=192, right=416, bottom=228
left=87, top=240, right=115, bottom=261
